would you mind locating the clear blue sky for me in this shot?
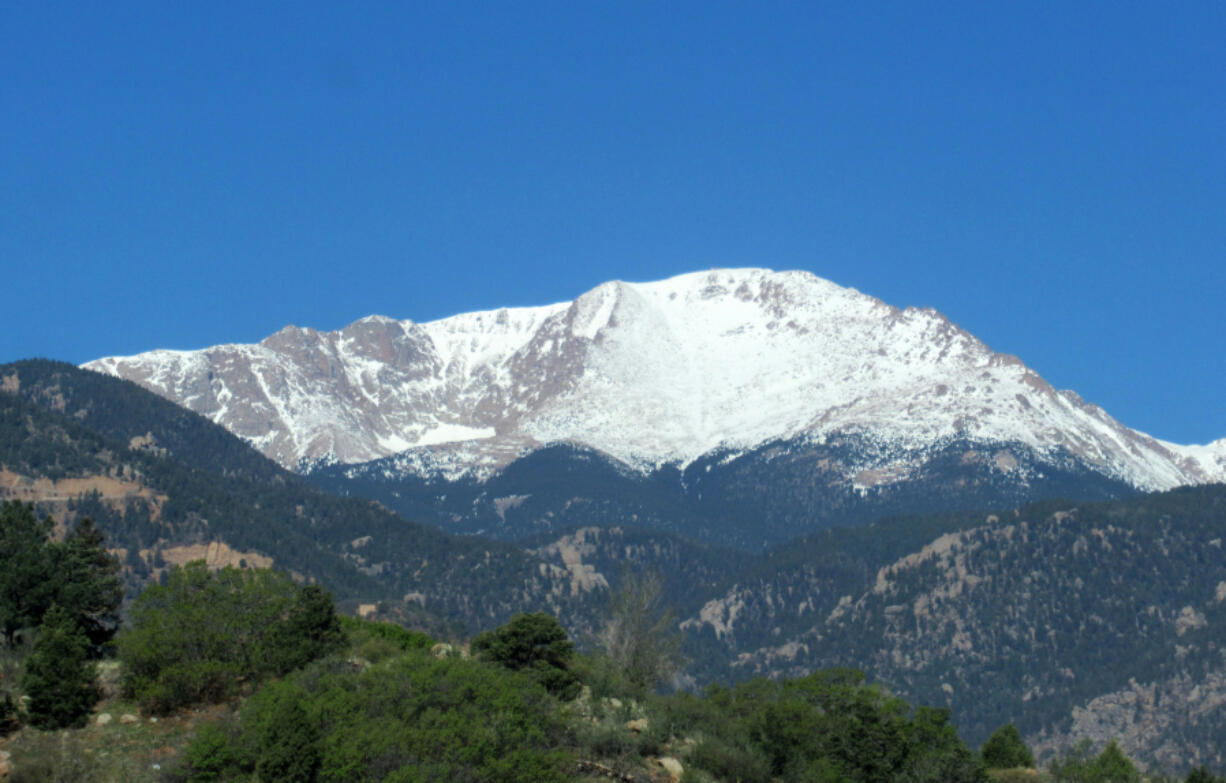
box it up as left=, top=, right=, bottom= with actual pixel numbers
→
left=3, top=2, right=1223, bottom=444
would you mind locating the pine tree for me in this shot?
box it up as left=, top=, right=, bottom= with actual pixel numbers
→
left=256, top=696, right=320, bottom=783
left=53, top=517, right=123, bottom=652
left=981, top=722, right=1035, bottom=768
left=272, top=583, right=345, bottom=673
left=0, top=501, right=55, bottom=647
left=21, top=605, right=99, bottom=729
left=1091, top=740, right=1140, bottom=783
left=472, top=612, right=580, bottom=698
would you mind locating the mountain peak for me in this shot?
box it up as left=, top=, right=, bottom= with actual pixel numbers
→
left=84, top=268, right=1225, bottom=489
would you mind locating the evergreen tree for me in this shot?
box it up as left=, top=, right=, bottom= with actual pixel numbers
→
left=255, top=693, right=320, bottom=783
left=981, top=722, right=1035, bottom=768
left=52, top=517, right=123, bottom=652
left=21, top=605, right=99, bottom=729
left=1187, top=767, right=1226, bottom=783
left=1091, top=740, right=1140, bottom=783
left=472, top=612, right=580, bottom=699
left=272, top=583, right=345, bottom=673
left=1050, top=739, right=1141, bottom=783
left=0, top=501, right=55, bottom=647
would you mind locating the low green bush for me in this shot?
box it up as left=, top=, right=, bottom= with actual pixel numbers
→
left=177, top=649, right=572, bottom=783
left=338, top=615, right=433, bottom=653
left=118, top=563, right=345, bottom=714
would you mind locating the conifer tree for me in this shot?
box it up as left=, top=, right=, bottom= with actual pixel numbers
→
left=255, top=696, right=320, bottom=783
left=53, top=517, right=123, bottom=652
left=0, top=501, right=55, bottom=647
left=21, top=605, right=99, bottom=729
left=472, top=612, right=580, bottom=698
left=981, top=722, right=1035, bottom=768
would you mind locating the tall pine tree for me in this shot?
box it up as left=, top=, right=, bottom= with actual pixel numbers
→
left=21, top=605, right=99, bottom=729
left=53, top=517, right=123, bottom=652
left=0, top=501, right=55, bottom=647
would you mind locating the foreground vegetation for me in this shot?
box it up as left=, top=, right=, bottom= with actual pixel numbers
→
left=3, top=497, right=1226, bottom=781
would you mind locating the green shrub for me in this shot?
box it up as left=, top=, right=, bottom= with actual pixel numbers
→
left=338, top=615, right=433, bottom=652
left=180, top=722, right=245, bottom=783
left=253, top=690, right=320, bottom=783
left=1186, top=767, right=1226, bottom=783
left=195, top=648, right=572, bottom=783
left=673, top=669, right=984, bottom=783
left=689, top=737, right=773, bottom=783
left=575, top=719, right=643, bottom=762
left=118, top=562, right=344, bottom=714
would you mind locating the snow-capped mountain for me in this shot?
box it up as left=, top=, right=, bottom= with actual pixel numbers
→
left=84, top=269, right=1226, bottom=491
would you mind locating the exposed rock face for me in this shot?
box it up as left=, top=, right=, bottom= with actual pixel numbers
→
left=1030, top=672, right=1226, bottom=772
left=85, top=269, right=1226, bottom=491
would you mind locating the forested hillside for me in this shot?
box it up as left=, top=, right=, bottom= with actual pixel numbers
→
left=681, top=488, right=1226, bottom=769
left=0, top=360, right=589, bottom=631
left=308, top=436, right=1139, bottom=550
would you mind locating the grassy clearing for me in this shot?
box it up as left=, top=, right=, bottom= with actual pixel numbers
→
left=0, top=696, right=229, bottom=783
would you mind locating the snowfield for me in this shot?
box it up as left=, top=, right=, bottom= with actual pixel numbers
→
left=85, top=268, right=1226, bottom=489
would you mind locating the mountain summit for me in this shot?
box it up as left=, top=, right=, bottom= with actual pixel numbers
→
left=85, top=269, right=1225, bottom=492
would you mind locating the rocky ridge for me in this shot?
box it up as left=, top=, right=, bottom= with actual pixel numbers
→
left=85, top=269, right=1226, bottom=494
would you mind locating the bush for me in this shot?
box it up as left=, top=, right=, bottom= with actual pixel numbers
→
left=182, top=649, right=573, bottom=782
left=680, top=670, right=984, bottom=783
left=1187, top=767, right=1226, bottom=783
left=118, top=562, right=344, bottom=714
left=179, top=722, right=244, bottom=783
left=338, top=615, right=433, bottom=661
left=988, top=769, right=1042, bottom=783
left=689, top=737, right=773, bottom=783
left=253, top=690, right=320, bottom=783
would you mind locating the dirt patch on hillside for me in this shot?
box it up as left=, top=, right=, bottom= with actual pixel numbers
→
left=150, top=541, right=274, bottom=571
left=0, top=469, right=167, bottom=519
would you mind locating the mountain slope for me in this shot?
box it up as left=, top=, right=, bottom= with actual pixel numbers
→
left=6, top=361, right=1226, bottom=770
left=85, top=269, right=1226, bottom=494
left=0, top=360, right=593, bottom=633
left=682, top=486, right=1226, bottom=771
left=309, top=437, right=1139, bottom=550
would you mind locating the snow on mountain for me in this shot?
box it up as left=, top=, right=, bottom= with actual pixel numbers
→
left=84, top=268, right=1226, bottom=489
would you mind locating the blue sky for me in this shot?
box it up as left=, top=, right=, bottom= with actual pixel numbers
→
left=3, top=2, right=1223, bottom=444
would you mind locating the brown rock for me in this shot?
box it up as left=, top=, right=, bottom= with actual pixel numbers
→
left=657, top=756, right=684, bottom=782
